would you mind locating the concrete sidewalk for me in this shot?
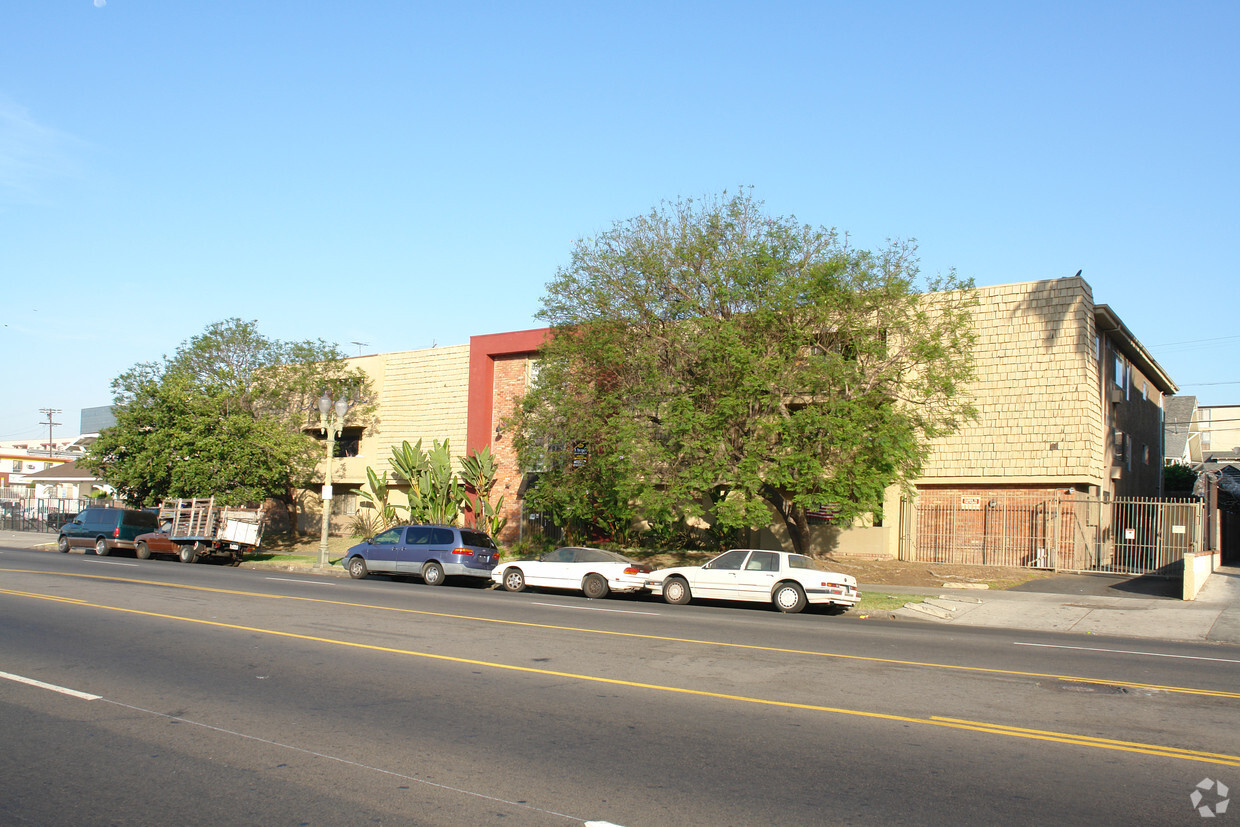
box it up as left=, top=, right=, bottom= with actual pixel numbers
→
left=6, top=529, right=1239, bottom=645
left=873, top=567, right=1240, bottom=644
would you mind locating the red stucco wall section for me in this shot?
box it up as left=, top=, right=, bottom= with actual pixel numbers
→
left=466, top=328, right=549, bottom=456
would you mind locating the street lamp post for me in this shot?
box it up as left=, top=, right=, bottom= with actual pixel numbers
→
left=317, top=390, right=351, bottom=569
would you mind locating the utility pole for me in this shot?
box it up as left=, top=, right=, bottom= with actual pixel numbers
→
left=38, top=408, right=62, bottom=457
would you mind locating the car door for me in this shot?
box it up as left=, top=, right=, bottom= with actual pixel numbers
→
left=62, top=509, right=95, bottom=547
left=735, top=551, right=781, bottom=602
left=426, top=527, right=455, bottom=569
left=529, top=547, right=577, bottom=589
left=363, top=527, right=402, bottom=572
left=396, top=526, right=433, bottom=572
left=689, top=550, right=748, bottom=598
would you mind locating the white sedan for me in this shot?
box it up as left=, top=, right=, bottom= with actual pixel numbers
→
left=647, top=548, right=860, bottom=613
left=492, top=546, right=652, bottom=599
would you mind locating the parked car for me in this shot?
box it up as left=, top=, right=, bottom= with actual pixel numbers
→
left=343, top=524, right=499, bottom=585
left=646, top=549, right=860, bottom=613
left=491, top=546, right=652, bottom=598
left=57, top=507, right=161, bottom=556
left=133, top=527, right=181, bottom=561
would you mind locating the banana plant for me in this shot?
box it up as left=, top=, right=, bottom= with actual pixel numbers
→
left=390, top=438, right=464, bottom=525
left=351, top=465, right=403, bottom=533
left=459, top=445, right=508, bottom=539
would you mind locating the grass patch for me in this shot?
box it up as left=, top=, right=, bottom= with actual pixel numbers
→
left=855, top=593, right=926, bottom=612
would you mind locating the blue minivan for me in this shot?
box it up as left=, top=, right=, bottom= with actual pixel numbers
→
left=343, top=524, right=499, bottom=585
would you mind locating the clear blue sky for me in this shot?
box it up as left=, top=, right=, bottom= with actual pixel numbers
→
left=2, top=1, right=1236, bottom=441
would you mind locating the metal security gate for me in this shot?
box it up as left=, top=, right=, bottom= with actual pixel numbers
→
left=0, top=494, right=123, bottom=534
left=902, top=491, right=1203, bottom=576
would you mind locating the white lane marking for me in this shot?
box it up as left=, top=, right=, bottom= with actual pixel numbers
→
left=1015, top=641, right=1240, bottom=664
left=92, top=560, right=139, bottom=567
left=530, top=601, right=659, bottom=616
left=0, top=671, right=101, bottom=700
left=264, top=577, right=336, bottom=586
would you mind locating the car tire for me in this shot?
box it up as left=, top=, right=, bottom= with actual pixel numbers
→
left=135, top=541, right=150, bottom=560
left=773, top=582, right=807, bottom=613
left=57, top=536, right=70, bottom=553
left=178, top=544, right=196, bottom=564
left=422, top=561, right=445, bottom=586
left=94, top=538, right=109, bottom=556
left=662, top=577, right=691, bottom=605
left=347, top=556, right=368, bottom=579
left=582, top=573, right=609, bottom=599
left=502, top=567, right=526, bottom=592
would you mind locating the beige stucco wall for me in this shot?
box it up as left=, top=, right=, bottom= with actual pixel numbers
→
left=919, top=277, right=1106, bottom=488
left=314, top=344, right=471, bottom=497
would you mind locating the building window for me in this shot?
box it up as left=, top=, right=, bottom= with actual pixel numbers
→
left=1143, top=445, right=1150, bottom=465
left=9, top=460, right=19, bottom=473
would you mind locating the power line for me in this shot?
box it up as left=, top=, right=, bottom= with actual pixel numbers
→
left=1149, top=334, right=1240, bottom=348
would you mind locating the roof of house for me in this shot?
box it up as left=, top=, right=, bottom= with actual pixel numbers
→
left=23, top=460, right=101, bottom=483
left=1164, top=395, right=1198, bottom=460
left=1095, top=304, right=1178, bottom=395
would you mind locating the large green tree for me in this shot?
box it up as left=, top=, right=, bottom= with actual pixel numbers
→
left=512, top=191, right=977, bottom=553
left=83, top=319, right=370, bottom=519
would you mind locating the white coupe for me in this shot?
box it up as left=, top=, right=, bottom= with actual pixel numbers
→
left=647, top=548, right=860, bottom=613
left=491, top=546, right=652, bottom=599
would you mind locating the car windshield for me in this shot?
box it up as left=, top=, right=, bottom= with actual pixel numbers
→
left=576, top=548, right=634, bottom=564
left=370, top=527, right=402, bottom=545
left=787, top=554, right=816, bottom=569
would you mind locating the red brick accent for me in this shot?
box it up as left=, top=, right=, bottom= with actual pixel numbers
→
left=467, top=328, right=549, bottom=543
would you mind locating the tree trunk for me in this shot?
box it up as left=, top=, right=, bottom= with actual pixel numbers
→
left=761, top=485, right=808, bottom=555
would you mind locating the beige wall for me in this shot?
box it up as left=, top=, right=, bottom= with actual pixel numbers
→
left=307, top=345, right=471, bottom=532
left=1201, top=406, right=1240, bottom=455
left=920, top=277, right=1106, bottom=489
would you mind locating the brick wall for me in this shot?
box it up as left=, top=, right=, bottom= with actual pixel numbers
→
left=489, top=354, right=532, bottom=543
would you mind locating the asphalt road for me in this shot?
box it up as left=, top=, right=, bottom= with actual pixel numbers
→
left=2, top=545, right=1238, bottom=825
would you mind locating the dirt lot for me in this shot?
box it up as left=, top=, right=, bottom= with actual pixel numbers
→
left=816, top=556, right=1054, bottom=590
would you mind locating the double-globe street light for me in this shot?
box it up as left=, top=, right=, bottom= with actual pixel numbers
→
left=317, top=389, right=353, bottom=569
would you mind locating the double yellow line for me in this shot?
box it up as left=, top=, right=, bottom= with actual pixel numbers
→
left=3, top=570, right=1239, bottom=767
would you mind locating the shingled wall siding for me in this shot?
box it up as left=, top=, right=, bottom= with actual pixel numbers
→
left=921, top=277, right=1105, bottom=487
left=367, top=344, right=471, bottom=477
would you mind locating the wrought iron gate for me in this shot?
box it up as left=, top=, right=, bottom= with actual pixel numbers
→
left=901, top=491, right=1202, bottom=575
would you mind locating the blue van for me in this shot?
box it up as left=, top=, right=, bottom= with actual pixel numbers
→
left=342, top=524, right=499, bottom=585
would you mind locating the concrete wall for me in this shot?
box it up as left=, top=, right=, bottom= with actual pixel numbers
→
left=1183, top=550, right=1220, bottom=601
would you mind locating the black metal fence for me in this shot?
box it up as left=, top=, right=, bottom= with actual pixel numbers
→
left=0, top=495, right=124, bottom=534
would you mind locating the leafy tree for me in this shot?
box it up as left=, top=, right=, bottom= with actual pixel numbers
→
left=1163, top=463, right=1198, bottom=495
left=512, top=190, right=977, bottom=554
left=83, top=319, right=370, bottom=520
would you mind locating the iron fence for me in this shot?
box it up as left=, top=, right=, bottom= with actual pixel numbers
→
left=0, top=495, right=126, bottom=534
left=902, top=490, right=1202, bottom=575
